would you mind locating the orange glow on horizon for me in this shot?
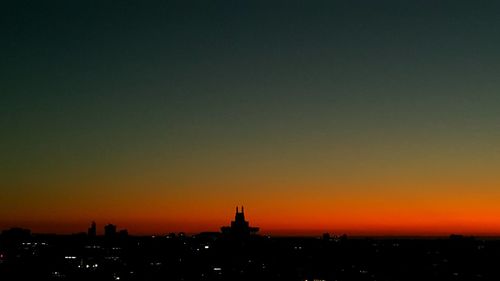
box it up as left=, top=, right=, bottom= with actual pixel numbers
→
left=3, top=181, right=500, bottom=236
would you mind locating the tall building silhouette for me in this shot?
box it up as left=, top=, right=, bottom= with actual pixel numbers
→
left=221, top=206, right=259, bottom=237
left=104, top=224, right=116, bottom=238
left=88, top=221, right=96, bottom=237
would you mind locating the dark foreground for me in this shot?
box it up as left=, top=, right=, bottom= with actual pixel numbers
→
left=1, top=231, right=499, bottom=281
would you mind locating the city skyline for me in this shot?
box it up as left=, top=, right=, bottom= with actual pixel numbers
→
left=3, top=205, right=500, bottom=237
left=2, top=1, right=500, bottom=236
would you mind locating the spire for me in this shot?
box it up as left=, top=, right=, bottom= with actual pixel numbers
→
left=236, top=206, right=239, bottom=213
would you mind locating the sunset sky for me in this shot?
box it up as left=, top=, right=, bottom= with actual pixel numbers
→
left=2, top=0, right=500, bottom=236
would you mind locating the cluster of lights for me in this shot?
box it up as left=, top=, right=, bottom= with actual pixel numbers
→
left=213, top=267, right=223, bottom=275
left=21, top=242, right=47, bottom=246
left=77, top=263, right=98, bottom=269
left=51, top=271, right=66, bottom=278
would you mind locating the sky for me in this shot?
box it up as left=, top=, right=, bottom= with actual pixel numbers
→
left=1, top=0, right=500, bottom=236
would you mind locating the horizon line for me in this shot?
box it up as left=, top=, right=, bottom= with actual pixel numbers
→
left=5, top=226, right=500, bottom=238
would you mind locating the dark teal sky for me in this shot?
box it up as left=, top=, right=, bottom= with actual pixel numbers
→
left=2, top=0, right=500, bottom=234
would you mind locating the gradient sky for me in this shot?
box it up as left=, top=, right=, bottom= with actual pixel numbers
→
left=2, top=0, right=500, bottom=235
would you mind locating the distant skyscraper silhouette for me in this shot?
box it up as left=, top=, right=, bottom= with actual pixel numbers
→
left=88, top=221, right=96, bottom=237
left=221, top=206, right=259, bottom=237
left=104, top=224, right=117, bottom=238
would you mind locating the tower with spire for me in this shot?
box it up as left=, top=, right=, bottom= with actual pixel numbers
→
left=221, top=206, right=259, bottom=237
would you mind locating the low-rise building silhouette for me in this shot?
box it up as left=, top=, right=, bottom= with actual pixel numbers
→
left=1, top=227, right=31, bottom=241
left=118, top=229, right=128, bottom=238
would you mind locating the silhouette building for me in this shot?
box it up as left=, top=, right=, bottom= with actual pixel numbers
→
left=88, top=221, right=96, bottom=237
left=118, top=229, right=129, bottom=238
left=221, top=206, right=259, bottom=237
left=104, top=224, right=117, bottom=238
left=1, top=227, right=31, bottom=240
